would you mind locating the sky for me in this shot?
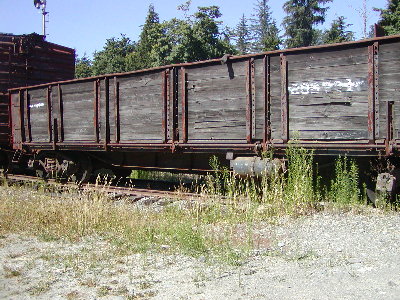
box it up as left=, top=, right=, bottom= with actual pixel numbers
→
left=0, top=0, right=389, bottom=58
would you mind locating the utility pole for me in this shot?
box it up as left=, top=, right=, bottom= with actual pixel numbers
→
left=34, top=0, right=48, bottom=37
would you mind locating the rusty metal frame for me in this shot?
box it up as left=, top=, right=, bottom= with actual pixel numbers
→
left=368, top=44, right=376, bottom=143
left=46, top=86, right=52, bottom=143
left=181, top=67, right=188, bottom=143
left=18, top=90, right=25, bottom=143
left=162, top=70, right=169, bottom=143
left=263, top=55, right=271, bottom=149
left=246, top=59, right=255, bottom=143
left=280, top=54, right=289, bottom=142
left=386, top=101, right=394, bottom=155
left=104, top=77, right=110, bottom=150
left=172, top=67, right=179, bottom=143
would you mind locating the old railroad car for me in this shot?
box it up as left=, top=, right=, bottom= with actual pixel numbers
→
left=1, top=33, right=75, bottom=149
left=8, top=34, right=400, bottom=180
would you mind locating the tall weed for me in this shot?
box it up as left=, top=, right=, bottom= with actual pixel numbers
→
left=329, top=156, right=361, bottom=204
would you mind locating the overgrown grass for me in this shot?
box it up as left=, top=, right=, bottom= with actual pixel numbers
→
left=0, top=145, right=392, bottom=266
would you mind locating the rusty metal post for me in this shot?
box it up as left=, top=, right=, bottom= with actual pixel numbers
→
left=162, top=70, right=169, bottom=143
left=386, top=101, right=394, bottom=156
left=280, top=54, right=289, bottom=143
left=246, top=59, right=255, bottom=143
left=172, top=67, right=179, bottom=143
left=104, top=77, right=110, bottom=150
left=368, top=43, right=379, bottom=143
left=46, top=86, right=52, bottom=143
left=53, top=118, right=58, bottom=150
left=263, top=55, right=271, bottom=149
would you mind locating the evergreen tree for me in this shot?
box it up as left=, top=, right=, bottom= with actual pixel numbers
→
left=376, top=0, right=400, bottom=35
left=75, top=54, right=92, bottom=78
left=323, top=16, right=354, bottom=44
left=127, top=4, right=171, bottom=70
left=251, top=0, right=280, bottom=52
left=92, top=35, right=135, bottom=75
left=234, top=14, right=251, bottom=54
left=283, top=0, right=332, bottom=48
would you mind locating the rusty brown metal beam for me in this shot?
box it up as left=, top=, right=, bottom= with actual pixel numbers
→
left=46, top=86, right=52, bottom=143
left=368, top=43, right=379, bottom=143
left=104, top=77, right=110, bottom=150
left=162, top=70, right=169, bottom=143
left=386, top=101, right=394, bottom=156
left=280, top=54, right=288, bottom=143
left=246, top=59, right=252, bottom=143
left=172, top=67, right=179, bottom=143
left=263, top=55, right=271, bottom=149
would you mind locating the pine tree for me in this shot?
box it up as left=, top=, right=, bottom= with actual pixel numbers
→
left=323, top=16, right=354, bottom=44
left=376, top=0, right=400, bottom=35
left=251, top=0, right=280, bottom=52
left=130, top=4, right=171, bottom=69
left=234, top=14, right=251, bottom=54
left=283, top=0, right=332, bottom=48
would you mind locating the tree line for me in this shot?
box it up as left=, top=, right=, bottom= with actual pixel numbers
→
left=76, top=0, right=400, bottom=78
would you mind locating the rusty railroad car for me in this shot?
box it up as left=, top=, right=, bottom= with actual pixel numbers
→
left=1, top=33, right=75, bottom=149
left=8, top=34, right=400, bottom=180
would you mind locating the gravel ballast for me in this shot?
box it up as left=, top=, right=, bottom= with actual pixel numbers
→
left=0, top=211, right=399, bottom=299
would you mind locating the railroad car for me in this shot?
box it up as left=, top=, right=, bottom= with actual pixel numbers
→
left=1, top=33, right=74, bottom=156
left=7, top=34, right=400, bottom=189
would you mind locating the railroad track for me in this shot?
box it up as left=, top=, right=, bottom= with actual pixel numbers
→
left=1, top=174, right=203, bottom=201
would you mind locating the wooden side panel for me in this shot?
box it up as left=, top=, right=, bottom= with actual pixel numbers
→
left=378, top=42, right=400, bottom=139
left=269, top=56, right=283, bottom=140
left=186, top=61, right=247, bottom=141
left=286, top=47, right=369, bottom=140
left=62, top=81, right=95, bottom=141
left=29, top=87, right=50, bottom=142
left=10, top=92, right=22, bottom=146
left=118, top=71, right=163, bottom=141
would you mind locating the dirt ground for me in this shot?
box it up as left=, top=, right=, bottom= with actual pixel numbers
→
left=1, top=211, right=399, bottom=300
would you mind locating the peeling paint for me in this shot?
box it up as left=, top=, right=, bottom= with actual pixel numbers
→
left=289, top=78, right=366, bottom=95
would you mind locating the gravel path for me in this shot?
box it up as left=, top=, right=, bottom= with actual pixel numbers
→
left=1, top=212, right=399, bottom=300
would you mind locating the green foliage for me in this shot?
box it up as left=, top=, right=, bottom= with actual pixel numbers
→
left=127, top=4, right=171, bottom=70
left=329, top=156, right=361, bottom=204
left=233, top=14, right=251, bottom=54
left=376, top=0, right=400, bottom=35
left=92, top=35, right=135, bottom=76
left=323, top=16, right=355, bottom=44
left=250, top=0, right=281, bottom=51
left=75, top=54, right=92, bottom=78
left=284, top=145, right=316, bottom=212
left=163, top=5, right=236, bottom=64
left=283, top=0, right=333, bottom=48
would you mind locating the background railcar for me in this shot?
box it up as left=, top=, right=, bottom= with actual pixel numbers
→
left=1, top=33, right=75, bottom=148
left=8, top=35, right=400, bottom=179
